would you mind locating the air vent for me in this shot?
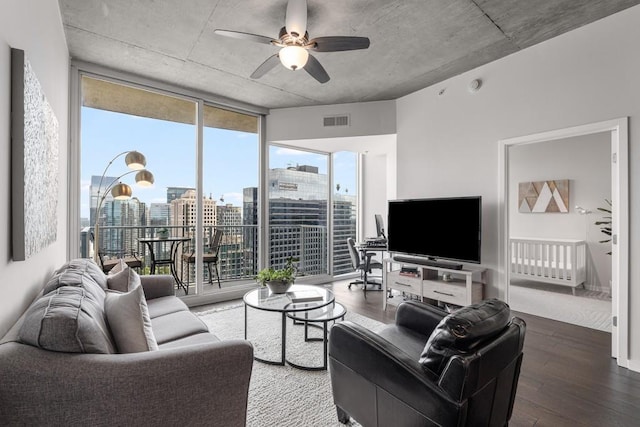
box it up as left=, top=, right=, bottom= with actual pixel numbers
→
left=323, top=114, right=350, bottom=127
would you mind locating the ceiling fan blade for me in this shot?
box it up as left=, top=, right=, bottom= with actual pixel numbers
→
left=285, top=0, right=307, bottom=37
left=250, top=54, right=280, bottom=79
left=214, top=29, right=276, bottom=45
left=309, top=36, right=370, bottom=52
left=304, top=54, right=330, bottom=84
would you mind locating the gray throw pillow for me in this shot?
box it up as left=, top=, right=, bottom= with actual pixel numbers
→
left=107, top=260, right=141, bottom=292
left=105, top=286, right=158, bottom=353
left=419, top=299, right=511, bottom=376
left=19, top=286, right=115, bottom=354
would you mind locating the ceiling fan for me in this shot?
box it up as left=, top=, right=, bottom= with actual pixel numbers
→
left=214, top=0, right=370, bottom=84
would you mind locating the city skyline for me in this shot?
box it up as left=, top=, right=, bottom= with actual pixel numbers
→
left=81, top=107, right=357, bottom=221
left=89, top=162, right=357, bottom=277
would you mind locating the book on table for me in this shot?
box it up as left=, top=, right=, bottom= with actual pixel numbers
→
left=287, top=290, right=323, bottom=303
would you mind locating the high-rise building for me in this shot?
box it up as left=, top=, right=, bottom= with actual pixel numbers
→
left=89, top=175, right=118, bottom=227
left=90, top=175, right=146, bottom=256
left=268, top=165, right=328, bottom=275
left=167, top=187, right=194, bottom=204
left=243, top=187, right=259, bottom=276
left=216, top=203, right=243, bottom=281
left=149, top=203, right=170, bottom=226
left=244, top=165, right=356, bottom=277
left=171, top=190, right=216, bottom=283
left=333, top=193, right=358, bottom=275
left=216, top=203, right=242, bottom=227
left=170, top=189, right=217, bottom=231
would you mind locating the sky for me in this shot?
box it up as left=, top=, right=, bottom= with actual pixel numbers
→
left=81, top=107, right=357, bottom=219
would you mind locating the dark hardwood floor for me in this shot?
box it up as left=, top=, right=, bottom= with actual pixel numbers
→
left=327, top=279, right=640, bottom=427
left=193, top=279, right=640, bottom=426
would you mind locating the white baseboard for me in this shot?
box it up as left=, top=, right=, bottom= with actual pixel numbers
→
left=627, top=358, right=640, bottom=373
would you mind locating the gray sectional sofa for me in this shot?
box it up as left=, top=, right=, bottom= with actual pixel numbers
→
left=0, top=259, right=253, bottom=426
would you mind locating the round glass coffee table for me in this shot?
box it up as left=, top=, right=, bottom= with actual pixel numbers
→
left=243, top=284, right=334, bottom=366
left=286, top=302, right=346, bottom=371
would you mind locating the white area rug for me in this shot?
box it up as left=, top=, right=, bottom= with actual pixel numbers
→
left=196, top=304, right=385, bottom=427
left=509, top=282, right=611, bottom=332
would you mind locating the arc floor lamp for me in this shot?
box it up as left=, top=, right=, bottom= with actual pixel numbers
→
left=93, top=150, right=154, bottom=263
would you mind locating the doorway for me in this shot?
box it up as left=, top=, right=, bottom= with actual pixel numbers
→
left=498, top=118, right=629, bottom=367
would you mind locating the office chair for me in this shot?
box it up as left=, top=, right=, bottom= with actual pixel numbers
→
left=347, top=237, right=382, bottom=297
left=375, top=213, right=386, bottom=240
left=182, top=228, right=223, bottom=288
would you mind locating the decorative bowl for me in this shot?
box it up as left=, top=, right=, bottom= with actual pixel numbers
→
left=266, top=280, right=293, bottom=294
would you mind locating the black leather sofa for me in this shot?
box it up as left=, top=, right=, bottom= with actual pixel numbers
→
left=329, top=299, right=526, bottom=426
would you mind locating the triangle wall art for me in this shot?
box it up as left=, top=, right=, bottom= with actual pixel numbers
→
left=518, top=180, right=569, bottom=213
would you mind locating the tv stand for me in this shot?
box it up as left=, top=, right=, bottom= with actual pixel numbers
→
left=383, top=258, right=486, bottom=310
left=392, top=255, right=463, bottom=270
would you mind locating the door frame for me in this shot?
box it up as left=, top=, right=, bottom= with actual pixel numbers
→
left=498, top=118, right=629, bottom=367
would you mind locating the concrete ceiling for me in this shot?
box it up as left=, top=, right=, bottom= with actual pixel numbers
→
left=59, top=0, right=640, bottom=110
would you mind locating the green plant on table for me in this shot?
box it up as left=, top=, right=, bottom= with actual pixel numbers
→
left=595, top=198, right=612, bottom=255
left=256, top=257, right=299, bottom=286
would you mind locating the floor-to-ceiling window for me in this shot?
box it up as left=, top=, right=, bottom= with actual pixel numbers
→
left=76, top=72, right=263, bottom=300
left=332, top=151, right=358, bottom=275
left=268, top=145, right=330, bottom=278
left=74, top=69, right=362, bottom=300
left=195, top=104, right=259, bottom=292
left=265, top=146, right=359, bottom=279
left=80, top=75, right=196, bottom=278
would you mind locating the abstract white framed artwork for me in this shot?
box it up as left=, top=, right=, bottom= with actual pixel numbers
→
left=518, top=179, right=569, bottom=213
left=11, top=48, right=59, bottom=260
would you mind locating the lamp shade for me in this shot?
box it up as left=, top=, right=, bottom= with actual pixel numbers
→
left=135, top=170, right=154, bottom=187
left=111, top=183, right=132, bottom=200
left=125, top=151, right=146, bottom=170
left=279, top=46, right=309, bottom=71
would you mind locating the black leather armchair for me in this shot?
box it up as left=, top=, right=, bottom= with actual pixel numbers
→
left=329, top=300, right=526, bottom=427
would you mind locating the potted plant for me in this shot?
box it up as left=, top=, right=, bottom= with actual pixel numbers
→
left=157, top=227, right=169, bottom=239
left=256, top=257, right=298, bottom=294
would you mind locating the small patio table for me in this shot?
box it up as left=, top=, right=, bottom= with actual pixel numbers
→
left=139, top=237, right=190, bottom=293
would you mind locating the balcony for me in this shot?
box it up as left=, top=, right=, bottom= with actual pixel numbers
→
left=81, top=224, right=348, bottom=296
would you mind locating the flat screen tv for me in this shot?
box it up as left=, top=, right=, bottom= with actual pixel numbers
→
left=387, top=196, right=482, bottom=264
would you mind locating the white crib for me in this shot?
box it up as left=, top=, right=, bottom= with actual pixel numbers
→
left=510, top=237, right=586, bottom=292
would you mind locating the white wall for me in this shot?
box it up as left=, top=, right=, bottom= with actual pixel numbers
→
left=267, top=100, right=396, bottom=142
left=0, top=1, right=69, bottom=337
left=509, top=132, right=611, bottom=291
left=267, top=101, right=397, bottom=247
left=362, top=154, right=388, bottom=239
left=396, top=5, right=640, bottom=361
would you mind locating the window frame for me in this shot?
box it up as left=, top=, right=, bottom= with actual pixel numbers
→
left=69, top=61, right=267, bottom=304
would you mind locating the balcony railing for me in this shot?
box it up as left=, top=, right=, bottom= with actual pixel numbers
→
left=81, top=223, right=349, bottom=282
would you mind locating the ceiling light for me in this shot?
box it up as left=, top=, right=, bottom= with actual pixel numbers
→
left=279, top=46, right=308, bottom=71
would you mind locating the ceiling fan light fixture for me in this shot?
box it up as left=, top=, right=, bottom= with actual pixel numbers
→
left=279, top=45, right=308, bottom=71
